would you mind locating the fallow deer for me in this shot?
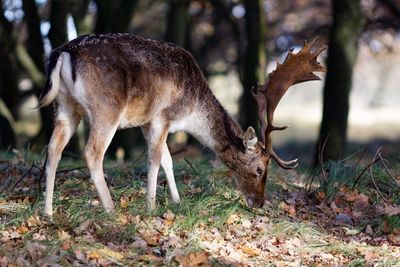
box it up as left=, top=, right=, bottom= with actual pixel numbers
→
left=40, top=33, right=326, bottom=217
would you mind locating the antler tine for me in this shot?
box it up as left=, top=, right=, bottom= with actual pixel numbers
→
left=251, top=85, right=268, bottom=144
left=253, top=37, right=326, bottom=169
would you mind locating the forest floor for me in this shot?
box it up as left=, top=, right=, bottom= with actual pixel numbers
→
left=0, top=147, right=400, bottom=266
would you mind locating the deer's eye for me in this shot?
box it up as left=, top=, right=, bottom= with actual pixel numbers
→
left=257, top=167, right=262, bottom=175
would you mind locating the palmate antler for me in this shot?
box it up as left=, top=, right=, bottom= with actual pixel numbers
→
left=252, top=37, right=327, bottom=169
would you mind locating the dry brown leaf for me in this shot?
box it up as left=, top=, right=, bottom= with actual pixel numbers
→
left=176, top=252, right=209, bottom=267
left=17, top=225, right=29, bottom=235
left=163, top=210, right=175, bottom=226
left=98, top=248, right=124, bottom=260
left=116, top=214, right=129, bottom=225
left=241, top=245, right=261, bottom=256
left=26, top=215, right=41, bottom=227
left=140, top=230, right=159, bottom=246
left=139, top=254, right=163, bottom=262
left=26, top=242, right=46, bottom=261
left=57, top=229, right=71, bottom=240
left=365, top=225, right=373, bottom=235
left=87, top=250, right=101, bottom=260
left=279, top=201, right=296, bottom=217
left=353, top=194, right=369, bottom=210
left=120, top=197, right=128, bottom=209
left=388, top=233, right=400, bottom=245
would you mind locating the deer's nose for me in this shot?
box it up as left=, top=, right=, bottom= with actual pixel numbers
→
left=246, top=197, right=264, bottom=208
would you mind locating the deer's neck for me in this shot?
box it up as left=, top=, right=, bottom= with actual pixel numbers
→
left=187, top=90, right=245, bottom=159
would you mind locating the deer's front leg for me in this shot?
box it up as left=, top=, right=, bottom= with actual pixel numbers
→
left=145, top=121, right=169, bottom=211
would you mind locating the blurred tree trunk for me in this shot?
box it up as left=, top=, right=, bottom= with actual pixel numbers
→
left=36, top=0, right=81, bottom=155
left=0, top=2, right=18, bottom=148
left=316, top=0, right=364, bottom=162
left=71, top=0, right=91, bottom=35
left=164, top=0, right=189, bottom=47
left=94, top=0, right=138, bottom=34
left=0, top=98, right=16, bottom=148
left=0, top=3, right=19, bottom=118
left=94, top=0, right=140, bottom=159
left=48, top=0, right=69, bottom=48
left=239, top=0, right=267, bottom=129
left=21, top=0, right=56, bottom=152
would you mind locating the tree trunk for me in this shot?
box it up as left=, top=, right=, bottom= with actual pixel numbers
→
left=164, top=0, right=189, bottom=47
left=71, top=0, right=91, bottom=35
left=316, top=0, right=364, bottom=162
left=0, top=98, right=16, bottom=149
left=0, top=3, right=20, bottom=118
left=39, top=0, right=81, bottom=155
left=48, top=0, right=69, bottom=49
left=94, top=0, right=138, bottom=33
left=239, top=0, right=267, bottom=129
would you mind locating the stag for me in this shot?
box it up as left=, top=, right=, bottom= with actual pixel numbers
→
left=40, top=33, right=325, bottom=217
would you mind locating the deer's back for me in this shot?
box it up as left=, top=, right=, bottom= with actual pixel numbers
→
left=55, top=33, right=209, bottom=128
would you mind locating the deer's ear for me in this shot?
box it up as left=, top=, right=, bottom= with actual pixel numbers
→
left=243, top=127, right=258, bottom=152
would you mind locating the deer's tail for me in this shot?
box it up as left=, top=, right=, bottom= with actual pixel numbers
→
left=39, top=50, right=63, bottom=108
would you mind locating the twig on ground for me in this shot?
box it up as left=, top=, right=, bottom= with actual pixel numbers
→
left=56, top=166, right=86, bottom=174
left=369, top=148, right=388, bottom=202
left=340, top=147, right=366, bottom=164
left=351, top=157, right=379, bottom=190
left=37, top=153, right=47, bottom=192
left=127, top=149, right=146, bottom=168
left=184, top=158, right=198, bottom=175
left=11, top=162, right=35, bottom=190
left=318, top=136, right=329, bottom=182
left=377, top=151, right=400, bottom=189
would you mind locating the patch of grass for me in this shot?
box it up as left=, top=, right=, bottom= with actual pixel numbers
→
left=267, top=220, right=323, bottom=240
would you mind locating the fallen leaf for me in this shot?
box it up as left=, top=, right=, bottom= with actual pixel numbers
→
left=98, top=248, right=124, bottom=260
left=17, top=225, right=29, bottom=235
left=140, top=230, right=159, bottom=246
left=139, top=254, right=163, bottom=262
left=57, top=229, right=71, bottom=240
left=26, top=215, right=41, bottom=227
left=353, top=194, right=369, bottom=210
left=26, top=242, right=46, bottom=261
left=163, top=210, right=175, bottom=221
left=241, top=245, right=261, bottom=256
left=279, top=201, right=296, bottom=217
left=388, top=233, right=400, bottom=245
left=342, top=227, right=360, bottom=235
left=120, top=197, right=128, bottom=209
left=87, top=250, right=101, bottom=260
left=116, top=214, right=129, bottom=225
left=176, top=252, right=208, bottom=267
left=74, top=219, right=93, bottom=234
left=365, top=225, right=373, bottom=235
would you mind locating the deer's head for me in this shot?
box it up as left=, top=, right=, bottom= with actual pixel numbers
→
left=234, top=38, right=326, bottom=208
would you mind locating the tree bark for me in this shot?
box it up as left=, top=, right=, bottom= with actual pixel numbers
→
left=239, top=0, right=267, bottom=129
left=316, top=0, right=364, bottom=162
left=48, top=0, right=69, bottom=49
left=71, top=0, right=91, bottom=35
left=94, top=0, right=138, bottom=33
left=164, top=0, right=189, bottom=47
left=0, top=2, right=20, bottom=118
left=0, top=97, right=16, bottom=149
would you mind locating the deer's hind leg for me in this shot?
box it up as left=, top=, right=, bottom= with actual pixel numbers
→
left=84, top=117, right=119, bottom=212
left=44, top=95, right=81, bottom=217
